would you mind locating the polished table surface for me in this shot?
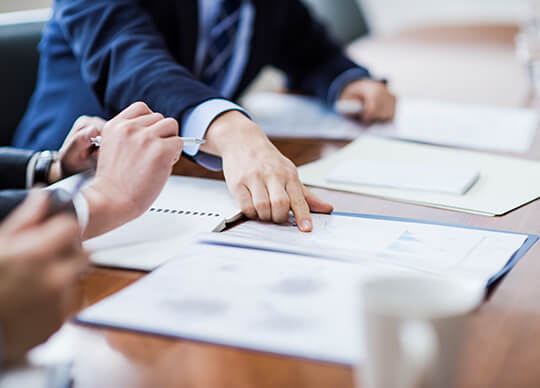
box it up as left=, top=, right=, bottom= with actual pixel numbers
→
left=37, top=25, right=540, bottom=388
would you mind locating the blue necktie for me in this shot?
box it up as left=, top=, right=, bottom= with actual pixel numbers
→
left=201, top=0, right=243, bottom=91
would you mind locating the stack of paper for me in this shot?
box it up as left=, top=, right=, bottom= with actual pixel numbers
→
left=77, top=213, right=536, bottom=364
left=378, top=98, right=538, bottom=153
left=243, top=93, right=538, bottom=153
left=298, top=136, right=540, bottom=216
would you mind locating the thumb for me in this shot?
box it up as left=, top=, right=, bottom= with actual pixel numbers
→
left=0, top=190, right=51, bottom=236
left=303, top=187, right=333, bottom=214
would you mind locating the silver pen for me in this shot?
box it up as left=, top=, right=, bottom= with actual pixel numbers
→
left=45, top=171, right=93, bottom=219
left=90, top=136, right=205, bottom=148
left=334, top=99, right=365, bottom=115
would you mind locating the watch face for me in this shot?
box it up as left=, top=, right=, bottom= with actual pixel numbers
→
left=34, top=151, right=58, bottom=185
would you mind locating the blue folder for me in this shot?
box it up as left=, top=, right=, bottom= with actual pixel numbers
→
left=76, top=211, right=538, bottom=366
left=332, top=211, right=538, bottom=286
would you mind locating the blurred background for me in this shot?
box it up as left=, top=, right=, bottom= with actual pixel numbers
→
left=0, top=0, right=530, bottom=40
left=0, top=0, right=538, bottom=146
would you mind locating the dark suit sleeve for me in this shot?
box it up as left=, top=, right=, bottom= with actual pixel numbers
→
left=0, top=189, right=77, bottom=224
left=0, top=190, right=27, bottom=222
left=271, top=0, right=371, bottom=104
left=0, top=148, right=35, bottom=190
left=54, top=0, right=224, bottom=125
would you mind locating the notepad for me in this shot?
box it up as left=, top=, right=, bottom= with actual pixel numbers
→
left=299, top=136, right=540, bottom=216
left=83, top=176, right=242, bottom=271
left=326, top=159, right=480, bottom=195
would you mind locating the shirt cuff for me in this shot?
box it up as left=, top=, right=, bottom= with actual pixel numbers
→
left=327, top=68, right=382, bottom=106
left=73, top=192, right=90, bottom=233
left=25, top=152, right=40, bottom=189
left=181, top=98, right=250, bottom=171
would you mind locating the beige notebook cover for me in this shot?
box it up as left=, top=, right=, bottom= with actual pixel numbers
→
left=299, top=136, right=540, bottom=216
left=83, top=176, right=241, bottom=271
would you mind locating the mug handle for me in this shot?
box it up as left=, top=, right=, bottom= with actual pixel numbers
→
left=397, top=320, right=438, bottom=388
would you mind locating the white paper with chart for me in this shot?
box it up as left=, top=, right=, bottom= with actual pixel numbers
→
left=78, top=213, right=533, bottom=364
left=78, top=244, right=390, bottom=364
left=202, top=213, right=529, bottom=285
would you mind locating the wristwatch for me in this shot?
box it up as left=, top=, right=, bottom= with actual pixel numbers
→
left=33, top=150, right=59, bottom=185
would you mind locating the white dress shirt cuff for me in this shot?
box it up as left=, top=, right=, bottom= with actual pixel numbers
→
left=72, top=193, right=90, bottom=233
left=182, top=98, right=250, bottom=171
left=327, top=68, right=378, bottom=106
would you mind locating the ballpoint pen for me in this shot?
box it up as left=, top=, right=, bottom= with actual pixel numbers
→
left=90, top=136, right=205, bottom=148
left=45, top=171, right=92, bottom=218
left=334, top=99, right=364, bottom=116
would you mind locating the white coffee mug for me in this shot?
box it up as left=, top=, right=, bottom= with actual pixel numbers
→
left=357, top=276, right=484, bottom=388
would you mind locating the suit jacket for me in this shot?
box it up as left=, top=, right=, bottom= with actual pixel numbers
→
left=13, top=0, right=369, bottom=150
left=0, top=148, right=33, bottom=221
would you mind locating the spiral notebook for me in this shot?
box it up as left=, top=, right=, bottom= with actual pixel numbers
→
left=83, top=176, right=242, bottom=271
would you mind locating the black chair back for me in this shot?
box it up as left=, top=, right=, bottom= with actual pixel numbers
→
left=0, top=21, right=45, bottom=146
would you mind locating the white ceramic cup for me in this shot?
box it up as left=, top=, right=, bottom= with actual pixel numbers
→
left=357, top=276, right=484, bottom=388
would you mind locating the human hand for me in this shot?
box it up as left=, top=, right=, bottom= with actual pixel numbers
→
left=201, top=111, right=333, bottom=232
left=338, top=79, right=396, bottom=123
left=0, top=191, right=88, bottom=363
left=81, top=102, right=183, bottom=239
left=49, top=116, right=106, bottom=183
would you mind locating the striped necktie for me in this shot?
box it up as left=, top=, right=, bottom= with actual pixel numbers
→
left=201, top=0, right=243, bottom=91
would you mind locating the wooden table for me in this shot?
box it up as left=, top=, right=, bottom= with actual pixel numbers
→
left=36, top=25, right=540, bottom=388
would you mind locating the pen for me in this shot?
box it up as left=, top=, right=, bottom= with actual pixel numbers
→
left=90, top=136, right=205, bottom=148
left=45, top=171, right=92, bottom=219
left=334, top=99, right=364, bottom=115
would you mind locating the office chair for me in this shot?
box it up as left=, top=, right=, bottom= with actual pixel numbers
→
left=301, top=0, right=370, bottom=44
left=0, top=19, right=45, bottom=146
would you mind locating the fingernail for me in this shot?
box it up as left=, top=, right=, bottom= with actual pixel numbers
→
left=301, top=220, right=312, bottom=231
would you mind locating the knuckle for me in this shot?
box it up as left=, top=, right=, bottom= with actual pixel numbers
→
left=283, top=158, right=296, bottom=170
left=131, top=101, right=150, bottom=113
left=164, top=117, right=179, bottom=134
left=282, top=166, right=298, bottom=181
left=154, top=112, right=164, bottom=120
left=74, top=115, right=90, bottom=128
left=119, top=121, right=137, bottom=136
left=240, top=169, right=260, bottom=183
left=128, top=123, right=143, bottom=136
